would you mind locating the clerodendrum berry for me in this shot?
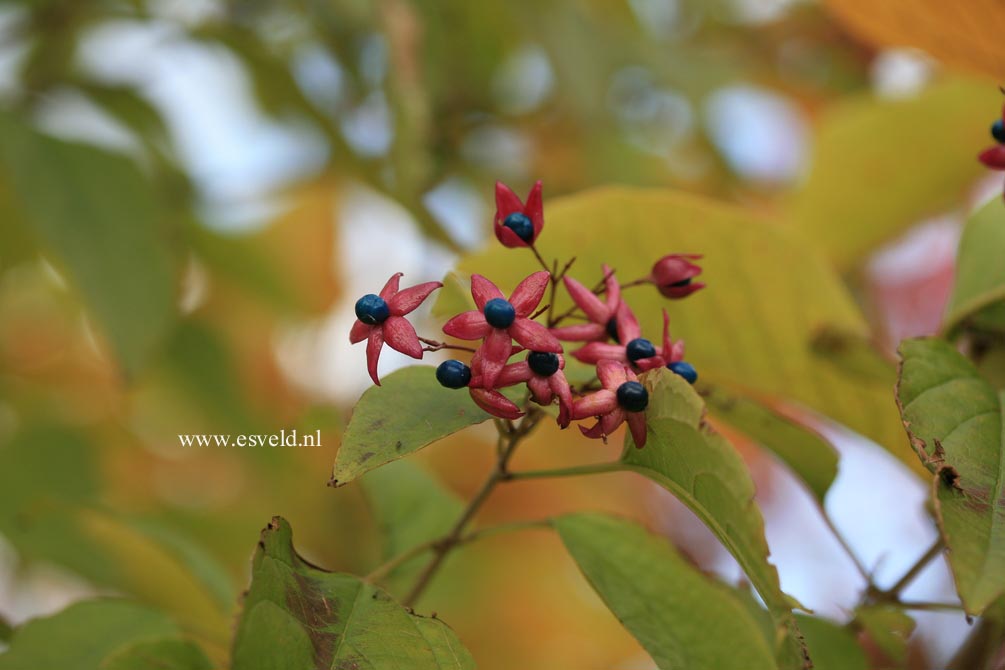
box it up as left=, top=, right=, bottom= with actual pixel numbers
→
left=993, top=119, right=1005, bottom=144
left=483, top=298, right=517, bottom=328
left=616, top=381, right=649, bottom=412
left=650, top=254, right=704, bottom=299
left=436, top=360, right=471, bottom=389
left=503, top=212, right=535, bottom=243
left=355, top=294, right=390, bottom=325
left=527, top=351, right=560, bottom=377
left=605, top=317, right=620, bottom=342
left=625, top=338, right=656, bottom=362
left=667, top=360, right=698, bottom=384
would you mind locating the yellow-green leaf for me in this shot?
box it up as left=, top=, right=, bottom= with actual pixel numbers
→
left=786, top=78, right=994, bottom=270
left=100, top=638, right=213, bottom=670
left=810, top=327, right=898, bottom=385
left=944, top=199, right=1005, bottom=337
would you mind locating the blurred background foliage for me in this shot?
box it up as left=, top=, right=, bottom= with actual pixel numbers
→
left=0, top=0, right=1004, bottom=668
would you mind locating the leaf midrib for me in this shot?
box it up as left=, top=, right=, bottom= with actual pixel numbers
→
left=971, top=392, right=1005, bottom=608
left=329, top=581, right=365, bottom=666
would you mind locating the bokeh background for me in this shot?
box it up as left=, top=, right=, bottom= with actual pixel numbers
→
left=0, top=0, right=1003, bottom=668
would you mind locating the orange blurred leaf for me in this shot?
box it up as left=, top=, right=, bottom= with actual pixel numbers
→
left=823, top=0, right=1005, bottom=78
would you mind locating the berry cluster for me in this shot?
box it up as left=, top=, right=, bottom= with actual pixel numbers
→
left=979, top=99, right=1005, bottom=200
left=349, top=181, right=705, bottom=448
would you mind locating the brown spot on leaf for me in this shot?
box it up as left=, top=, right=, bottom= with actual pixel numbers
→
left=285, top=572, right=338, bottom=668
left=938, top=464, right=962, bottom=491
left=957, top=482, right=993, bottom=514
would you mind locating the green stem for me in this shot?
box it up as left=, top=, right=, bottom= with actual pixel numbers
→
left=366, top=520, right=549, bottom=585
left=529, top=244, right=550, bottom=274
left=401, top=411, right=542, bottom=607
left=546, top=256, right=576, bottom=327
left=504, top=461, right=621, bottom=480
left=461, top=519, right=550, bottom=544
left=550, top=267, right=647, bottom=327
left=897, top=600, right=965, bottom=612
left=593, top=273, right=648, bottom=297
left=882, top=538, right=945, bottom=597
left=820, top=511, right=871, bottom=582
left=365, top=538, right=438, bottom=583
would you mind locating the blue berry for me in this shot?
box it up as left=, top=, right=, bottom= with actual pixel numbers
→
left=993, top=119, right=1005, bottom=144
left=484, top=298, right=516, bottom=329
left=616, top=381, right=648, bottom=412
left=355, top=294, right=390, bottom=325
left=667, top=360, right=698, bottom=384
left=528, top=351, right=560, bottom=377
left=503, top=212, right=534, bottom=242
left=625, top=338, right=656, bottom=362
left=605, top=317, right=620, bottom=343
left=436, top=360, right=471, bottom=389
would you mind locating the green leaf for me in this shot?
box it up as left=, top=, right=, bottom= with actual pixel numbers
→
left=977, top=345, right=1005, bottom=391
left=361, top=460, right=464, bottom=596
left=704, top=386, right=838, bottom=503
left=0, top=498, right=232, bottom=660
left=232, top=517, right=475, bottom=670
left=0, top=423, right=233, bottom=634
left=0, top=178, right=38, bottom=269
left=554, top=513, right=780, bottom=670
left=945, top=199, right=1005, bottom=337
left=0, top=116, right=178, bottom=376
left=75, top=82, right=172, bottom=149
left=896, top=337, right=1005, bottom=614
left=621, top=370, right=806, bottom=667
left=333, top=366, right=494, bottom=487
left=62, top=510, right=232, bottom=656
left=786, top=77, right=994, bottom=269
left=100, top=638, right=213, bottom=670
left=0, top=423, right=100, bottom=530
left=436, top=186, right=918, bottom=475
left=126, top=518, right=238, bottom=612
left=852, top=605, right=915, bottom=664
left=0, top=600, right=179, bottom=670
left=186, top=224, right=301, bottom=313
left=156, top=320, right=261, bottom=433
left=795, top=615, right=868, bottom=670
